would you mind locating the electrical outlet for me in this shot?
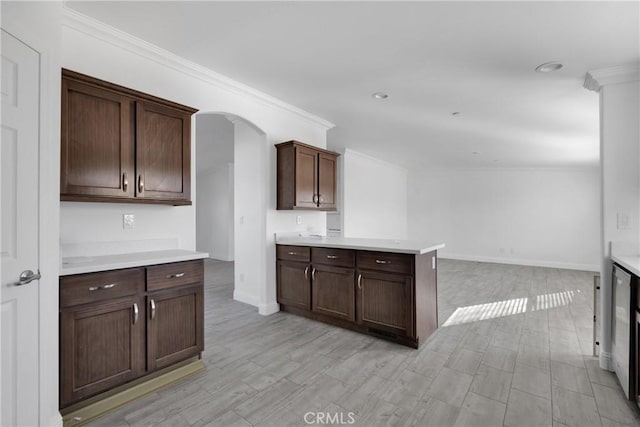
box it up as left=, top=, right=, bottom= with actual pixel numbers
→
left=239, top=216, right=245, bottom=225
left=617, top=212, right=631, bottom=229
left=123, top=213, right=135, bottom=229
left=296, top=215, right=302, bottom=225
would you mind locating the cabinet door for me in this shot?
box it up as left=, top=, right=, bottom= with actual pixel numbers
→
left=276, top=261, right=311, bottom=310
left=60, top=296, right=144, bottom=407
left=356, top=270, right=414, bottom=337
left=318, top=152, right=337, bottom=211
left=295, top=146, right=318, bottom=209
left=61, top=78, right=135, bottom=199
left=148, top=284, right=204, bottom=371
left=312, top=265, right=355, bottom=321
left=136, top=101, right=191, bottom=203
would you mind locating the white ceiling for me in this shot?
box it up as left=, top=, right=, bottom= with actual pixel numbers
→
left=66, top=1, right=639, bottom=169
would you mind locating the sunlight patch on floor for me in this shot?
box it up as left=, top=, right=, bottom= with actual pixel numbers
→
left=442, top=290, right=578, bottom=326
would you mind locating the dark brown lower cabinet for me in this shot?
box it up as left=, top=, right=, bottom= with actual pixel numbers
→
left=356, top=270, right=413, bottom=337
left=276, top=260, right=311, bottom=310
left=60, top=259, right=204, bottom=409
left=60, top=295, right=145, bottom=407
left=148, top=284, right=204, bottom=371
left=276, top=244, right=438, bottom=348
left=312, top=265, right=355, bottom=322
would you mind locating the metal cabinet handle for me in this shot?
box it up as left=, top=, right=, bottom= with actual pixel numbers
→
left=10, top=269, right=41, bottom=286
left=288, top=251, right=297, bottom=256
left=150, top=299, right=156, bottom=320
left=312, top=268, right=316, bottom=281
left=326, top=255, right=339, bottom=259
left=122, top=172, right=128, bottom=192
left=133, top=303, right=139, bottom=324
left=357, top=274, right=362, bottom=289
left=304, top=266, right=309, bottom=280
left=166, top=272, right=185, bottom=279
left=312, top=194, right=318, bottom=204
left=88, top=283, right=116, bottom=292
left=375, top=260, right=391, bottom=265
left=319, top=195, right=323, bottom=204
left=138, top=175, right=144, bottom=193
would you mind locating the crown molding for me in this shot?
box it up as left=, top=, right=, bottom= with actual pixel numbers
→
left=61, top=6, right=335, bottom=130
left=584, top=63, right=640, bottom=92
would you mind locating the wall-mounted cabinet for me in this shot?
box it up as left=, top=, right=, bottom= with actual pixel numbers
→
left=275, top=140, right=339, bottom=211
left=61, top=69, right=197, bottom=206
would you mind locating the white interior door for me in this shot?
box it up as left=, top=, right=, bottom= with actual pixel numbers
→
left=1, top=29, right=40, bottom=427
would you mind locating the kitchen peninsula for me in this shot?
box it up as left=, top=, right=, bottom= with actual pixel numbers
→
left=275, top=235, right=444, bottom=348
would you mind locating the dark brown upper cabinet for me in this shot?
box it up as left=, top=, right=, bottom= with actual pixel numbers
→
left=61, top=69, right=197, bottom=206
left=276, top=140, right=339, bottom=211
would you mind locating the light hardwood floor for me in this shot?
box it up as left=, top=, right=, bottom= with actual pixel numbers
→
left=88, top=259, right=640, bottom=427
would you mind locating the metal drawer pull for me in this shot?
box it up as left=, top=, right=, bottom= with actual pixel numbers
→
left=288, top=251, right=297, bottom=255
left=133, top=303, right=139, bottom=324
left=375, top=260, right=391, bottom=265
left=312, top=268, right=316, bottom=281
left=304, top=266, right=309, bottom=280
left=150, top=299, right=156, bottom=320
left=166, top=272, right=185, bottom=279
left=312, top=194, right=318, bottom=204
left=326, top=255, right=339, bottom=259
left=88, top=283, right=116, bottom=292
left=357, top=274, right=362, bottom=289
left=122, top=172, right=128, bottom=192
left=138, top=175, right=144, bottom=193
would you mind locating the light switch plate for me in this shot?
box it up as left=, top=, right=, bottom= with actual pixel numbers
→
left=296, top=215, right=302, bottom=225
left=123, top=213, right=135, bottom=229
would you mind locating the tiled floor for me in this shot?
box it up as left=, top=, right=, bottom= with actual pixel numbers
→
left=89, top=259, right=640, bottom=426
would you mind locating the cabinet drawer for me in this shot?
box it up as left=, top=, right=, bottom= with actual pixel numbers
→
left=60, top=268, right=145, bottom=308
left=277, top=245, right=311, bottom=262
left=147, top=259, right=203, bottom=292
left=356, top=251, right=413, bottom=275
left=312, top=247, right=355, bottom=268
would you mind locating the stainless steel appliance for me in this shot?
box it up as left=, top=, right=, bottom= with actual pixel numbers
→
left=613, top=263, right=632, bottom=398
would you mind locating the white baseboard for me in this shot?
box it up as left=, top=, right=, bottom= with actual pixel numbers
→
left=259, top=302, right=280, bottom=316
left=232, top=289, right=259, bottom=308
left=439, top=253, right=600, bottom=272
left=48, top=412, right=63, bottom=427
left=599, top=351, right=613, bottom=371
left=232, top=289, right=279, bottom=315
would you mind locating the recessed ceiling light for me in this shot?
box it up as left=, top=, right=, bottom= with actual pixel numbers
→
left=451, top=112, right=461, bottom=116
left=535, top=62, right=563, bottom=73
left=372, top=92, right=389, bottom=100
left=472, top=152, right=479, bottom=155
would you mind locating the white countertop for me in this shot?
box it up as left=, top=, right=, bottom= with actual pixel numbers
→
left=612, top=253, right=640, bottom=277
left=60, top=249, right=209, bottom=276
left=611, top=241, right=640, bottom=277
left=275, top=235, right=445, bottom=255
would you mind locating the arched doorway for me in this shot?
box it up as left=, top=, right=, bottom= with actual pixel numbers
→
left=195, top=112, right=269, bottom=313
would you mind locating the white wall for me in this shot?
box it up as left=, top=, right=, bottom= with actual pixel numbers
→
left=195, top=114, right=234, bottom=261
left=59, top=9, right=332, bottom=315
left=342, top=149, right=408, bottom=239
left=597, top=78, right=640, bottom=370
left=408, top=168, right=601, bottom=271
left=2, top=2, right=62, bottom=425
left=196, top=164, right=234, bottom=261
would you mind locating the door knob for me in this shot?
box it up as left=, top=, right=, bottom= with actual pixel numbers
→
left=11, top=270, right=41, bottom=286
